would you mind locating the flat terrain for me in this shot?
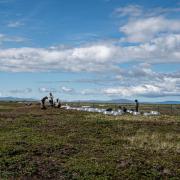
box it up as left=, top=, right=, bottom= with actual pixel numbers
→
left=0, top=102, right=180, bottom=179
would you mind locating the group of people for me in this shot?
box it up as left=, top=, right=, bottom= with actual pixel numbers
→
left=41, top=94, right=139, bottom=112
left=117, top=99, right=139, bottom=113
left=41, top=93, right=61, bottom=109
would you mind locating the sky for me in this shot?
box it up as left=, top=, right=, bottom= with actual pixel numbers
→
left=0, top=0, right=180, bottom=101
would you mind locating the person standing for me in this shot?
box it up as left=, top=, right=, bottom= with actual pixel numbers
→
left=135, top=99, right=139, bottom=112
left=49, top=92, right=54, bottom=107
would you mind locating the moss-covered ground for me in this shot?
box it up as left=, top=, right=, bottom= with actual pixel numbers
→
left=0, top=102, right=180, bottom=179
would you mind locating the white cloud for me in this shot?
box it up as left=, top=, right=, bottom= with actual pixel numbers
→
left=120, top=34, right=180, bottom=63
left=0, top=33, right=179, bottom=73
left=103, top=85, right=160, bottom=97
left=60, top=86, right=74, bottom=94
left=0, top=5, right=179, bottom=73
left=39, top=87, right=56, bottom=93
left=114, top=5, right=180, bottom=18
left=0, top=45, right=119, bottom=72
left=77, top=70, right=180, bottom=98
left=120, top=17, right=180, bottom=42
left=0, top=33, right=25, bottom=44
left=103, top=78, right=180, bottom=98
left=102, top=63, right=180, bottom=98
left=115, top=5, right=142, bottom=17
left=0, top=4, right=179, bottom=100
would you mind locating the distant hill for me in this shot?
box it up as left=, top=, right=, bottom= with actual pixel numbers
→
left=72, top=99, right=134, bottom=103
left=108, top=100, right=180, bottom=104
left=157, top=101, right=180, bottom=104
left=72, top=99, right=180, bottom=104
left=0, top=97, right=179, bottom=104
left=0, top=97, right=37, bottom=102
left=107, top=99, right=134, bottom=103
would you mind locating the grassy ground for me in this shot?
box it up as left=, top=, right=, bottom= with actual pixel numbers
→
left=0, top=102, right=180, bottom=179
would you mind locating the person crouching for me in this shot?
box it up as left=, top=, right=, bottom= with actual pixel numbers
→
left=41, top=96, right=48, bottom=109
left=54, top=98, right=61, bottom=108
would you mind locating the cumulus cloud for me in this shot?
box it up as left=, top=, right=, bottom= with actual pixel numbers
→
left=102, top=63, right=180, bottom=98
left=121, top=34, right=180, bottom=62
left=103, top=78, right=180, bottom=98
left=0, top=4, right=179, bottom=99
left=36, top=64, right=180, bottom=98
left=116, top=5, right=180, bottom=43
left=0, top=5, right=179, bottom=73
left=0, top=45, right=119, bottom=72
left=0, top=34, right=179, bottom=73
left=120, top=17, right=180, bottom=42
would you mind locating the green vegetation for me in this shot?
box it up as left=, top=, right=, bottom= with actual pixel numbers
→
left=0, top=102, right=180, bottom=179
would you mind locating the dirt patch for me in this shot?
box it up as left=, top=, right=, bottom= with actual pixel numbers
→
left=31, top=144, right=78, bottom=158
left=22, top=157, right=71, bottom=180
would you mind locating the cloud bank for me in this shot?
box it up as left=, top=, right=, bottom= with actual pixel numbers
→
left=0, top=4, right=180, bottom=99
left=0, top=33, right=179, bottom=73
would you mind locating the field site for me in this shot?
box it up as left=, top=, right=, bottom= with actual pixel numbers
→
left=0, top=102, right=180, bottom=179
left=0, top=0, right=180, bottom=179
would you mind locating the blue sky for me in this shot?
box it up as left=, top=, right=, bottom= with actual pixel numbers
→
left=0, top=0, right=180, bottom=101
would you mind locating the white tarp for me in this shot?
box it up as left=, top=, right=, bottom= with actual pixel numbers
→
left=63, top=106, right=160, bottom=116
left=144, top=111, right=160, bottom=116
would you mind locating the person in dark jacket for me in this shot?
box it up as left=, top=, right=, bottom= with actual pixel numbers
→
left=49, top=92, right=54, bottom=107
left=135, top=99, right=139, bottom=112
left=123, top=107, right=127, bottom=113
left=106, top=108, right=112, bottom=112
left=41, top=96, right=48, bottom=109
